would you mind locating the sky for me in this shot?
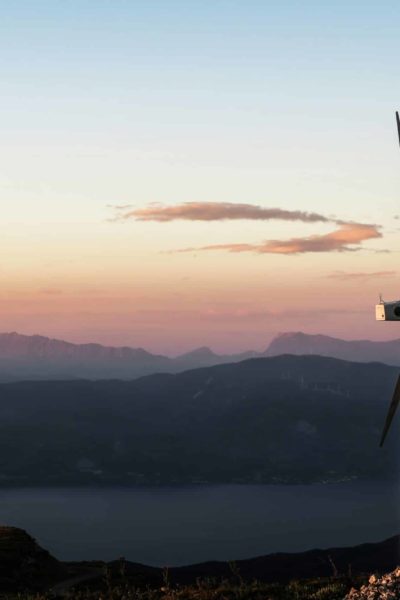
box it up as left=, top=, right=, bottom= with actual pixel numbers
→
left=1, top=0, right=399, bottom=354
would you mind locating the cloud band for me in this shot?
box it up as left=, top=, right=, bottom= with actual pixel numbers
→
left=112, top=202, right=382, bottom=255
left=119, top=202, right=332, bottom=224
left=176, top=223, right=381, bottom=255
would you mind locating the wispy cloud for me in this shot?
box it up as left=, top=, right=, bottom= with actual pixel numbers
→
left=327, top=270, right=395, bottom=281
left=197, top=306, right=367, bottom=321
left=107, top=204, right=133, bottom=210
left=118, top=202, right=333, bottom=224
left=175, top=223, right=382, bottom=255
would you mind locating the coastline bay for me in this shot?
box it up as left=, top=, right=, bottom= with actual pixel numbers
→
left=0, top=481, right=398, bottom=567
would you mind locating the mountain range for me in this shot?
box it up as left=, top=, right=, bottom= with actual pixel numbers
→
left=1, top=354, right=399, bottom=486
left=0, top=332, right=258, bottom=381
left=1, top=330, right=400, bottom=381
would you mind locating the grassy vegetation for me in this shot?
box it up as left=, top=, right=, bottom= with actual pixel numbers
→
left=2, top=563, right=368, bottom=600
left=0, top=527, right=378, bottom=599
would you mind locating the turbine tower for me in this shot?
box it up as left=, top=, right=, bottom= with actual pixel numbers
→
left=397, top=111, right=400, bottom=147
left=379, top=111, right=400, bottom=447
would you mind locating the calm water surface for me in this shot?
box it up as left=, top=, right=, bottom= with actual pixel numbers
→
left=1, top=482, right=399, bottom=566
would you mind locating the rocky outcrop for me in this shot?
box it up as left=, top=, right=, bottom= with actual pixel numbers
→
left=345, top=568, right=400, bottom=599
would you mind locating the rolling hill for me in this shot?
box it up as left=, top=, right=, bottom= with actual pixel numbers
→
left=0, top=354, right=399, bottom=485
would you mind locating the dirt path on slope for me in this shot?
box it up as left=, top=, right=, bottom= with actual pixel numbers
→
left=48, top=566, right=103, bottom=596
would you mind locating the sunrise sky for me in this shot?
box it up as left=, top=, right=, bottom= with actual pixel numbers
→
left=1, top=1, right=400, bottom=354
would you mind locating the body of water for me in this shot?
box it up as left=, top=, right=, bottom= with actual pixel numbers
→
left=1, top=482, right=399, bottom=566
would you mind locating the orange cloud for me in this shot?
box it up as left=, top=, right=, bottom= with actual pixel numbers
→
left=176, top=223, right=382, bottom=255
left=120, top=202, right=332, bottom=223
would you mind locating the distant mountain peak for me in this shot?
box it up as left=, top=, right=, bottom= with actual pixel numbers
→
left=266, top=331, right=400, bottom=366
left=179, top=346, right=218, bottom=359
left=275, top=331, right=305, bottom=339
left=275, top=331, right=332, bottom=341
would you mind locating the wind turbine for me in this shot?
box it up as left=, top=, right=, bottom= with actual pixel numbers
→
left=377, top=112, right=400, bottom=447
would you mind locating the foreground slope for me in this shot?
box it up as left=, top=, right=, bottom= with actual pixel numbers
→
left=0, top=355, right=399, bottom=485
left=1, top=526, right=399, bottom=597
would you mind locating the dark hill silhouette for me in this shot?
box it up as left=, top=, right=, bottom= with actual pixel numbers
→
left=0, top=526, right=399, bottom=592
left=0, top=526, right=64, bottom=591
left=163, top=533, right=400, bottom=585
left=1, top=355, right=399, bottom=485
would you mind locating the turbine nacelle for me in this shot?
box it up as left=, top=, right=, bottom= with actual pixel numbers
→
left=375, top=300, right=400, bottom=321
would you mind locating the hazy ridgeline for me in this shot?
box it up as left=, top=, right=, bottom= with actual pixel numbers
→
left=2, top=331, right=400, bottom=382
